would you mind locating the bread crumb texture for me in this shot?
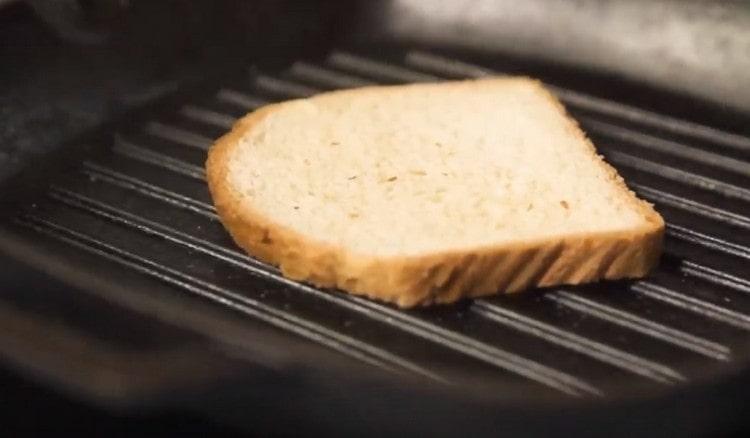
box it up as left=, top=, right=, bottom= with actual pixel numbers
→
left=206, top=77, right=664, bottom=307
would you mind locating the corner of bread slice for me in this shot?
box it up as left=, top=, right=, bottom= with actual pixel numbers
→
left=383, top=211, right=665, bottom=308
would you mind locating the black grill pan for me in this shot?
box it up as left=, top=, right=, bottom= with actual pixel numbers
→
left=1, top=45, right=750, bottom=436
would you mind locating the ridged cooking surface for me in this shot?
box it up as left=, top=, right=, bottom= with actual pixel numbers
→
left=11, top=49, right=750, bottom=399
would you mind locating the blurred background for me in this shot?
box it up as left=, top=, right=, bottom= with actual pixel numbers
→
left=3, top=0, right=748, bottom=184
left=1, top=0, right=749, bottom=435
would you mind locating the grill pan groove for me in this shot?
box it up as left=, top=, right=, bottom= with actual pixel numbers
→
left=328, top=51, right=439, bottom=83
left=80, top=162, right=217, bottom=218
left=631, top=282, right=750, bottom=330
left=680, top=261, right=750, bottom=295
left=113, top=136, right=208, bottom=180
left=470, top=300, right=685, bottom=383
left=666, top=224, right=750, bottom=261
left=601, top=150, right=750, bottom=202
left=546, top=292, right=731, bottom=360
left=630, top=184, right=750, bottom=230
left=253, top=75, right=320, bottom=98
left=215, top=88, right=268, bottom=110
left=287, top=62, right=376, bottom=89
left=143, top=122, right=213, bottom=151
left=579, top=118, right=750, bottom=176
left=178, top=106, right=237, bottom=130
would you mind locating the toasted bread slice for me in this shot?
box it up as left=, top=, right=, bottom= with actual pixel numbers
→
left=206, top=78, right=664, bottom=307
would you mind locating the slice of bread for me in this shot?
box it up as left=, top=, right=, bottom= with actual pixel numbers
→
left=206, top=77, right=664, bottom=308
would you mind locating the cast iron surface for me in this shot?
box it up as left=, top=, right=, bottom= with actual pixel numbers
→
left=1, top=45, right=750, bottom=434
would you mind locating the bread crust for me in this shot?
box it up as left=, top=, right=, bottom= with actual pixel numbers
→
left=206, top=78, right=665, bottom=308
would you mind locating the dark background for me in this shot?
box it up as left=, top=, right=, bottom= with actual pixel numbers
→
left=0, top=0, right=344, bottom=182
left=0, top=366, right=248, bottom=435
left=0, top=3, right=238, bottom=434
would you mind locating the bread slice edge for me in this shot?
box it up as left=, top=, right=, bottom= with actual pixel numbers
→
left=206, top=78, right=665, bottom=308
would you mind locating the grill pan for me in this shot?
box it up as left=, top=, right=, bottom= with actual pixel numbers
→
left=1, top=45, right=750, bottom=435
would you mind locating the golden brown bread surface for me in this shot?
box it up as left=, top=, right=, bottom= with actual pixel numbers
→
left=206, top=78, right=665, bottom=308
